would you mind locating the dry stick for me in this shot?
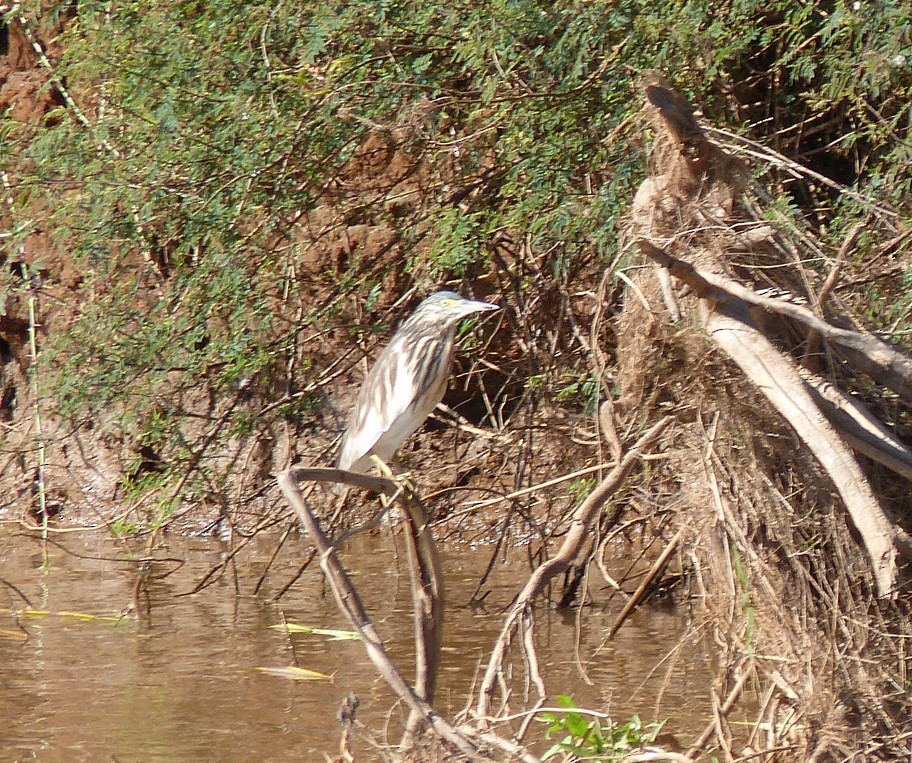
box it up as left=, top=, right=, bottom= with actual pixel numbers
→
left=710, top=687, right=735, bottom=761
left=620, top=753, right=691, bottom=763
left=655, top=262, right=682, bottom=322
left=521, top=611, right=547, bottom=703
left=638, top=240, right=912, bottom=406
left=703, top=126, right=897, bottom=218
left=638, top=241, right=910, bottom=594
left=284, top=465, right=398, bottom=496
left=276, top=469, right=489, bottom=761
left=606, top=528, right=684, bottom=641
left=475, top=417, right=671, bottom=722
left=595, top=520, right=645, bottom=598
left=443, top=461, right=618, bottom=514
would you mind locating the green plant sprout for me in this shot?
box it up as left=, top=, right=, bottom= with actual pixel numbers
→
left=538, top=695, right=664, bottom=761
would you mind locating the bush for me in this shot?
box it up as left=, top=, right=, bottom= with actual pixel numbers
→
left=5, top=0, right=910, bottom=507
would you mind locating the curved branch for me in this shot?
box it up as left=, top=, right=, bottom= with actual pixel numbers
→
left=475, top=417, right=671, bottom=720
left=277, top=469, right=487, bottom=760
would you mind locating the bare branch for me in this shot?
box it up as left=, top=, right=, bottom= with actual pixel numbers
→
left=475, top=417, right=671, bottom=720
left=637, top=240, right=912, bottom=406
left=277, top=469, right=488, bottom=760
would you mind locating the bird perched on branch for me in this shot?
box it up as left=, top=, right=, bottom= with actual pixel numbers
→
left=337, top=291, right=499, bottom=474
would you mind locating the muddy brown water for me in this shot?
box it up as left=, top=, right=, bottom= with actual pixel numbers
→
left=0, top=528, right=716, bottom=761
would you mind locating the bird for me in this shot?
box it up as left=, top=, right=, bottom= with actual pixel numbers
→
left=336, top=291, right=499, bottom=474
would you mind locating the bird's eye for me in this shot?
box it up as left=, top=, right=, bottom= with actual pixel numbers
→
left=441, top=299, right=455, bottom=308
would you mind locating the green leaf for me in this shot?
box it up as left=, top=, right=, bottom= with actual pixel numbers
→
left=270, top=624, right=361, bottom=640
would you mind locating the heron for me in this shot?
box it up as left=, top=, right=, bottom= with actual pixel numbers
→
left=337, top=291, right=499, bottom=474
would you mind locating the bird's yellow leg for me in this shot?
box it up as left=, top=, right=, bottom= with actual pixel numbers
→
left=329, top=458, right=406, bottom=547
left=369, top=455, right=415, bottom=496
left=368, top=456, right=429, bottom=534
left=368, top=455, right=413, bottom=486
left=369, top=454, right=394, bottom=479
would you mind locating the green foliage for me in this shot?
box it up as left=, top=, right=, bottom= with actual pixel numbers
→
left=120, top=459, right=168, bottom=501
left=556, top=371, right=599, bottom=415
left=109, top=519, right=140, bottom=537
left=5, top=0, right=910, bottom=513
left=567, top=477, right=596, bottom=504
left=427, top=207, right=487, bottom=278
left=538, top=695, right=664, bottom=761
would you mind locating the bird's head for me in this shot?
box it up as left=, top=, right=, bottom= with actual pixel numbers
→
left=418, top=291, right=499, bottom=325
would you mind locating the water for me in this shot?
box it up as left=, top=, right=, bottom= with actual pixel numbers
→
left=0, top=528, right=713, bottom=761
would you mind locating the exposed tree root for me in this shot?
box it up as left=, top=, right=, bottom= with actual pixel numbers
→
left=475, top=417, right=671, bottom=721
left=614, top=74, right=912, bottom=760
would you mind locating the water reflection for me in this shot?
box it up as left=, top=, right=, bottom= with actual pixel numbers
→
left=0, top=529, right=711, bottom=761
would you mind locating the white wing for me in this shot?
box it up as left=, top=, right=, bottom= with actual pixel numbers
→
left=337, top=336, right=421, bottom=472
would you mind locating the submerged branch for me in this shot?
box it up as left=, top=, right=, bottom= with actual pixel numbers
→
left=607, top=527, right=684, bottom=640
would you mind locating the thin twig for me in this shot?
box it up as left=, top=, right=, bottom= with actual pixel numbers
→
left=476, top=417, right=671, bottom=720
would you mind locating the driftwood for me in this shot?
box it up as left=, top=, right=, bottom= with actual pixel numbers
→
left=636, top=240, right=912, bottom=596
left=801, top=371, right=912, bottom=484
left=279, top=466, right=552, bottom=762
left=282, top=433, right=690, bottom=761
left=636, top=240, right=912, bottom=406
left=705, top=307, right=900, bottom=596
left=281, top=465, right=399, bottom=496
left=638, top=240, right=912, bottom=486
left=632, top=78, right=912, bottom=598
